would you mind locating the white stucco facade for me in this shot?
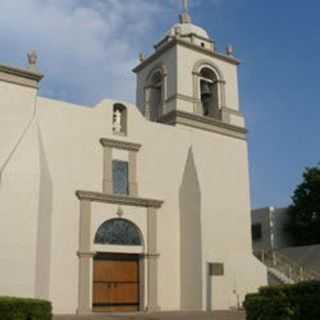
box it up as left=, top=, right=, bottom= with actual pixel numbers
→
left=0, top=11, right=267, bottom=315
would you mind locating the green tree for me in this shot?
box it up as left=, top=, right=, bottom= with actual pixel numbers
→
left=287, top=165, right=320, bottom=246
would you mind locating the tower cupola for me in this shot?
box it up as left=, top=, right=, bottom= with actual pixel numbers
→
left=155, top=0, right=214, bottom=52
left=133, top=0, right=247, bottom=139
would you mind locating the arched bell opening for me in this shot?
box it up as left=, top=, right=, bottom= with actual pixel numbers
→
left=148, top=70, right=163, bottom=122
left=144, top=65, right=168, bottom=122
left=199, top=67, right=220, bottom=119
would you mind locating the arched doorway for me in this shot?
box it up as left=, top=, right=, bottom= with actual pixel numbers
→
left=93, top=219, right=144, bottom=312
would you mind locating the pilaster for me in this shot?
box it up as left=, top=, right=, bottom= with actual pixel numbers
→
left=129, top=150, right=138, bottom=196
left=146, top=207, right=160, bottom=312
left=77, top=251, right=95, bottom=315
left=102, top=146, right=113, bottom=193
left=77, top=200, right=95, bottom=315
left=144, top=87, right=151, bottom=120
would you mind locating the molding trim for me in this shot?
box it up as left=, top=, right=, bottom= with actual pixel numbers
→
left=192, top=59, right=225, bottom=81
left=133, top=38, right=240, bottom=73
left=100, top=138, right=141, bottom=152
left=76, top=191, right=163, bottom=209
left=146, top=64, right=168, bottom=83
left=154, top=33, right=214, bottom=50
left=153, top=36, right=171, bottom=51
left=221, top=106, right=243, bottom=117
left=0, top=64, right=44, bottom=88
left=143, top=253, right=160, bottom=258
left=159, top=110, right=247, bottom=140
left=77, top=251, right=96, bottom=258
left=180, top=32, right=215, bottom=44
left=165, top=93, right=200, bottom=105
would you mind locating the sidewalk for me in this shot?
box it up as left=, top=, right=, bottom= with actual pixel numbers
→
left=54, top=311, right=246, bottom=320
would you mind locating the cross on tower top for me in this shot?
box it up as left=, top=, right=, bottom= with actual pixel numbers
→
left=183, top=0, right=189, bottom=13
left=180, top=0, right=191, bottom=24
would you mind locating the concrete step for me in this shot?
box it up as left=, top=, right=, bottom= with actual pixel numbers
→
left=54, top=311, right=246, bottom=320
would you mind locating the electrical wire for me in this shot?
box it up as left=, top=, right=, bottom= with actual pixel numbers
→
left=0, top=93, right=38, bottom=182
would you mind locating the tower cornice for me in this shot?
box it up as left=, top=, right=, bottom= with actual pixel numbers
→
left=133, top=38, right=240, bottom=74
left=159, top=110, right=247, bottom=140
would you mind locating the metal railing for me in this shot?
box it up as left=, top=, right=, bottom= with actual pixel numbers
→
left=255, top=249, right=320, bottom=283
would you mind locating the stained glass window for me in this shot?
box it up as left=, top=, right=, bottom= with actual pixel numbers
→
left=113, top=160, right=129, bottom=195
left=94, top=219, right=142, bottom=246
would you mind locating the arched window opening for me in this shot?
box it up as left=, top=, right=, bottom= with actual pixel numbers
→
left=94, top=218, right=143, bottom=246
left=200, top=68, right=220, bottom=119
left=113, top=104, right=127, bottom=136
left=148, top=70, right=163, bottom=122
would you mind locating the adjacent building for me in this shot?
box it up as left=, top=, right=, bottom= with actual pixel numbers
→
left=251, top=207, right=294, bottom=252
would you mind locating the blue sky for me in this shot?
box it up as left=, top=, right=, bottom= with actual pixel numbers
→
left=0, top=0, right=319, bottom=209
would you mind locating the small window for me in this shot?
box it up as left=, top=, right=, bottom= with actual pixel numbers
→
left=252, top=223, right=262, bottom=241
left=209, top=263, right=224, bottom=276
left=113, top=160, right=129, bottom=195
left=201, top=42, right=205, bottom=48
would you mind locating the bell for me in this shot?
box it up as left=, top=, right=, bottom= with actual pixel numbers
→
left=201, top=81, right=212, bottom=98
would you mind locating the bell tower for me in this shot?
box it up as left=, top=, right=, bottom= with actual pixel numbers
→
left=133, top=1, right=247, bottom=138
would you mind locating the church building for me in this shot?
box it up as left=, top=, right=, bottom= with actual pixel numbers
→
left=0, top=2, right=267, bottom=315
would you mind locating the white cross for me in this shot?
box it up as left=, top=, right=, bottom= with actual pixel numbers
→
left=183, top=0, right=189, bottom=13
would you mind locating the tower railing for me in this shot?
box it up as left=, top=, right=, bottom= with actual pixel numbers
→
left=255, top=249, right=320, bottom=283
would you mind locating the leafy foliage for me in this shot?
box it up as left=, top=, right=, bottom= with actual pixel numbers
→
left=244, top=281, right=320, bottom=320
left=287, top=165, right=320, bottom=246
left=0, top=297, right=52, bottom=320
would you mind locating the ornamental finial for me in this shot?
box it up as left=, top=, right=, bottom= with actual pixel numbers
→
left=226, top=44, right=234, bottom=57
left=27, top=50, right=38, bottom=72
left=180, top=0, right=191, bottom=24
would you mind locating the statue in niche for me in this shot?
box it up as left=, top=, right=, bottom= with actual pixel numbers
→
left=113, top=108, right=122, bottom=134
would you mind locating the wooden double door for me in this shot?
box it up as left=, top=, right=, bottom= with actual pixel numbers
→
left=93, top=253, right=140, bottom=312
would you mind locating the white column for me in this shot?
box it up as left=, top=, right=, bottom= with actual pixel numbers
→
left=218, top=79, right=227, bottom=109
left=146, top=207, right=160, bottom=311
left=77, top=200, right=95, bottom=314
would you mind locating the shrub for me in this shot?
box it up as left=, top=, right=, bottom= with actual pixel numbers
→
left=244, top=281, right=320, bottom=320
left=244, top=292, right=294, bottom=320
left=0, top=297, right=52, bottom=320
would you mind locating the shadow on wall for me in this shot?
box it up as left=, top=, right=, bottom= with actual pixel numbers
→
left=35, top=125, right=53, bottom=299
left=179, top=147, right=202, bottom=310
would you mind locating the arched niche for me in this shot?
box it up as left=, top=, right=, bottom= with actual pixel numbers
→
left=94, top=218, right=143, bottom=246
left=112, top=103, right=127, bottom=136
left=144, top=65, right=168, bottom=122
